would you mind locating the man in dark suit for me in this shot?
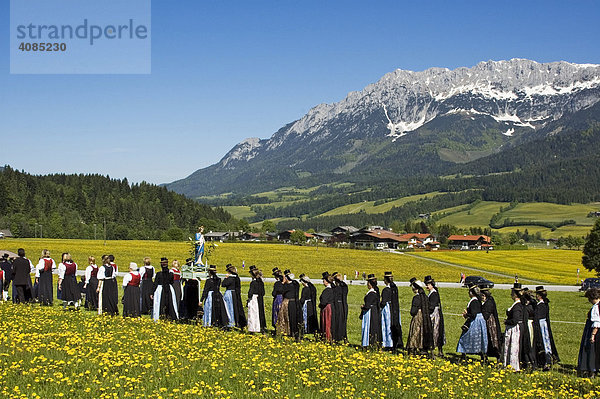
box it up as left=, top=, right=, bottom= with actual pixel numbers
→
left=0, top=254, right=12, bottom=301
left=11, top=248, right=32, bottom=303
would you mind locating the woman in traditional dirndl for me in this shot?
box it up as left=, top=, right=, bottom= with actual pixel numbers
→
left=381, top=271, right=403, bottom=352
left=201, top=265, right=228, bottom=327
left=122, top=262, right=141, bottom=318
left=271, top=268, right=284, bottom=330
left=360, top=274, right=381, bottom=348
left=247, top=266, right=266, bottom=333
left=406, top=278, right=433, bottom=356
left=480, top=288, right=502, bottom=360
left=425, top=275, right=444, bottom=356
left=503, top=284, right=523, bottom=371
left=577, top=287, right=600, bottom=377
left=457, top=285, right=488, bottom=359
left=299, top=274, right=318, bottom=337
left=533, top=286, right=559, bottom=371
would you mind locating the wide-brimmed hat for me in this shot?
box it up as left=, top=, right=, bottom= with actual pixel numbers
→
left=410, top=277, right=425, bottom=290
left=226, top=264, right=237, bottom=273
left=284, top=269, right=295, bottom=279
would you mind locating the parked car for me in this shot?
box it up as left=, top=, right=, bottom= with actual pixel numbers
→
left=463, top=276, right=494, bottom=289
left=580, top=278, right=600, bottom=291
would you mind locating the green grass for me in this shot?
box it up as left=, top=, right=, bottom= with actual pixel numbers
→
left=221, top=205, right=257, bottom=219
left=437, top=201, right=508, bottom=228
left=319, top=191, right=445, bottom=217
left=502, top=202, right=600, bottom=226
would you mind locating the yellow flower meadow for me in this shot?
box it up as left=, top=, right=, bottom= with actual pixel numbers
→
left=0, top=304, right=599, bottom=398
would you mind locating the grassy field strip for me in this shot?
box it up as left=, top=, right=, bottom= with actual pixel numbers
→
left=415, top=249, right=591, bottom=285
left=404, top=252, right=544, bottom=283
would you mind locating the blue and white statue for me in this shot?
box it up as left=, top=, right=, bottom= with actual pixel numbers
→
left=195, top=226, right=205, bottom=266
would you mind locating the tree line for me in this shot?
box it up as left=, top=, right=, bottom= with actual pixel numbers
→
left=0, top=166, right=238, bottom=240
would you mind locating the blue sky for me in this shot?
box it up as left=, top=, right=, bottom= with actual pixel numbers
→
left=1, top=0, right=599, bottom=184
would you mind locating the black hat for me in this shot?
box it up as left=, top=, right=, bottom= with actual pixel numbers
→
left=332, top=272, right=340, bottom=279
left=207, top=265, right=217, bottom=272
left=284, top=269, right=292, bottom=276
left=480, top=286, right=491, bottom=293
left=513, top=283, right=522, bottom=289
left=249, top=265, right=257, bottom=271
left=424, top=275, right=434, bottom=285
left=272, top=267, right=281, bottom=274
left=384, top=271, right=393, bottom=278
left=299, top=273, right=310, bottom=284
left=160, top=257, right=168, bottom=262
left=322, top=271, right=330, bottom=280
left=1, top=253, right=8, bottom=259
left=367, top=273, right=376, bottom=281
left=226, top=264, right=237, bottom=273
left=409, top=277, right=417, bottom=284
left=535, top=286, right=547, bottom=296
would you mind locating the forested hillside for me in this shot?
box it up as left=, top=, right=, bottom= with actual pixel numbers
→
left=0, top=167, right=237, bottom=240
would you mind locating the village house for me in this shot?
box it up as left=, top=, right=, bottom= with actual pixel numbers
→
left=349, top=229, right=404, bottom=250
left=278, top=230, right=314, bottom=243
left=447, top=234, right=492, bottom=250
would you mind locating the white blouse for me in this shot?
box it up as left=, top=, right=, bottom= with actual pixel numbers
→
left=35, top=258, right=56, bottom=278
left=122, top=271, right=140, bottom=287
left=591, top=302, right=600, bottom=328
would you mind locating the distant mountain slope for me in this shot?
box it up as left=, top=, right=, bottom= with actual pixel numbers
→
left=167, top=59, right=600, bottom=197
left=0, top=167, right=236, bottom=239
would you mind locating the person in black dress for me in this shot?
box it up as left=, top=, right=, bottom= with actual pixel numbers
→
left=332, top=272, right=348, bottom=342
left=319, top=272, right=336, bottom=343
left=271, top=268, right=284, bottom=331
left=504, top=284, right=524, bottom=371
left=381, top=271, right=403, bottom=352
left=424, top=275, right=444, bottom=356
left=480, top=288, right=502, bottom=360
left=520, top=288, right=536, bottom=369
left=1, top=253, right=13, bottom=301
left=277, top=270, right=301, bottom=340
left=180, top=258, right=201, bottom=321
left=35, top=249, right=55, bottom=306
left=84, top=256, right=99, bottom=311
left=201, top=265, right=228, bottom=327
left=533, top=286, right=559, bottom=370
left=139, top=257, right=155, bottom=315
left=122, top=262, right=141, bottom=318
left=360, top=274, right=381, bottom=349
left=58, top=253, right=81, bottom=310
left=406, top=277, right=433, bottom=356
left=97, top=255, right=118, bottom=315
left=247, top=266, right=266, bottom=333
left=299, top=274, right=318, bottom=337
left=222, top=264, right=247, bottom=329
left=11, top=248, right=33, bottom=304
left=152, top=257, right=179, bottom=321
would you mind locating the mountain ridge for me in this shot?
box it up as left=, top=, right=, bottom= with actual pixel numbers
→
left=167, top=59, right=600, bottom=198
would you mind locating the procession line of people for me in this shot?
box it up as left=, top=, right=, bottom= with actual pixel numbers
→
left=5, top=248, right=600, bottom=377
